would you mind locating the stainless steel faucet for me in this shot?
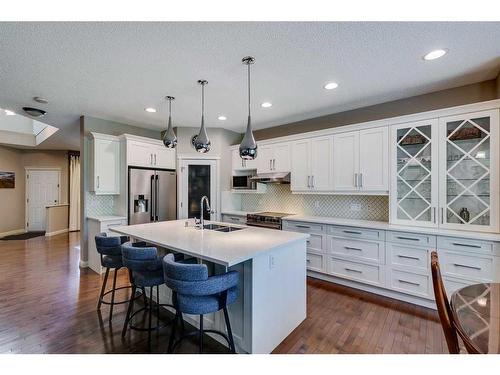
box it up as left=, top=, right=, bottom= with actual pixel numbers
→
left=199, top=195, right=214, bottom=229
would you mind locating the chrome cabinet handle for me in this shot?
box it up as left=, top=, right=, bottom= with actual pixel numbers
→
left=396, top=236, right=420, bottom=241
left=453, top=263, right=481, bottom=271
left=398, top=279, right=420, bottom=286
left=306, top=240, right=311, bottom=244
left=441, top=207, right=444, bottom=224
left=343, top=230, right=362, bottom=235
left=296, top=225, right=310, bottom=229
left=306, top=259, right=311, bottom=263
left=150, top=154, right=153, bottom=165
left=307, top=176, right=311, bottom=188
left=345, top=246, right=362, bottom=251
left=154, top=154, right=157, bottom=165
left=452, top=243, right=482, bottom=249
left=97, top=176, right=100, bottom=188
left=433, top=207, right=436, bottom=224
left=354, top=173, right=358, bottom=188
left=311, top=175, right=314, bottom=188
left=397, top=255, right=419, bottom=260
left=273, top=159, right=276, bottom=170
left=359, top=173, right=363, bottom=188
left=345, top=268, right=362, bottom=273
left=269, top=159, right=272, bottom=170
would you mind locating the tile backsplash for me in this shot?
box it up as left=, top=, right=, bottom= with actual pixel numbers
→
left=240, top=184, right=389, bottom=221
left=86, top=192, right=116, bottom=217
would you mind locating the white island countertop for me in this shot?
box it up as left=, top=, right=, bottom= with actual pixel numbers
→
left=110, top=219, right=309, bottom=267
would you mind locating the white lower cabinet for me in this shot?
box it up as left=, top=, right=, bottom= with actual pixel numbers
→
left=283, top=218, right=500, bottom=308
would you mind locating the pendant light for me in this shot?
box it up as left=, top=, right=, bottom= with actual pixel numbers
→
left=192, top=79, right=211, bottom=153
left=239, top=56, right=258, bottom=160
left=162, top=96, right=177, bottom=148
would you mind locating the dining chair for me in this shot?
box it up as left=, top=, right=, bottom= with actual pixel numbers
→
left=430, top=251, right=460, bottom=354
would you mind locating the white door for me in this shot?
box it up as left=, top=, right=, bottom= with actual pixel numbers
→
left=359, top=127, right=389, bottom=192
left=257, top=145, right=273, bottom=173
left=27, top=169, right=60, bottom=231
left=178, top=159, right=218, bottom=221
left=438, top=109, right=499, bottom=232
left=390, top=119, right=439, bottom=227
left=310, top=136, right=334, bottom=191
left=291, top=139, right=311, bottom=191
left=273, top=143, right=291, bottom=173
left=333, top=131, right=359, bottom=191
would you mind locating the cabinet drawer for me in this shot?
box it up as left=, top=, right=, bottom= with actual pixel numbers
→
left=101, top=220, right=127, bottom=233
left=307, top=233, right=325, bottom=252
left=443, top=277, right=475, bottom=296
left=387, top=231, right=436, bottom=247
left=328, top=225, right=385, bottom=241
left=387, top=243, right=429, bottom=271
left=388, top=269, right=430, bottom=298
left=438, top=236, right=496, bottom=254
left=283, top=221, right=325, bottom=234
left=307, top=252, right=325, bottom=273
left=328, top=257, right=383, bottom=286
left=221, top=214, right=247, bottom=224
left=328, top=237, right=384, bottom=264
left=438, top=250, right=494, bottom=282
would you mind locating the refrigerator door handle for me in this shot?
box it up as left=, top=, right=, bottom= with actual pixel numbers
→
left=155, top=174, right=159, bottom=221
left=150, top=174, right=155, bottom=221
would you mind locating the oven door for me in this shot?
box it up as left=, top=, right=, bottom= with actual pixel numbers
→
left=246, top=222, right=281, bottom=230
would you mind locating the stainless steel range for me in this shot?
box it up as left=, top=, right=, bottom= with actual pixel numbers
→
left=246, top=212, right=292, bottom=230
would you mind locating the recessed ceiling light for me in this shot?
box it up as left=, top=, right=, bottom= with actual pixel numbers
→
left=144, top=107, right=157, bottom=113
left=324, top=82, right=339, bottom=90
left=4, top=109, right=15, bottom=116
left=261, top=102, right=272, bottom=108
left=423, top=49, right=448, bottom=61
left=22, top=107, right=46, bottom=117
left=218, top=115, right=227, bottom=121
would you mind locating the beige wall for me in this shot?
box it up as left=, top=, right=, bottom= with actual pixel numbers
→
left=46, top=204, right=69, bottom=235
left=253, top=79, right=500, bottom=140
left=0, top=146, right=26, bottom=234
left=0, top=145, right=69, bottom=235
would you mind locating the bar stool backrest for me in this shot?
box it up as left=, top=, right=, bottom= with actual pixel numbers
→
left=121, top=243, right=160, bottom=272
left=95, top=232, right=127, bottom=257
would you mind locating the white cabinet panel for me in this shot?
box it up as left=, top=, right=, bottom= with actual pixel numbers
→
left=333, top=131, right=359, bottom=191
left=328, top=257, right=384, bottom=286
left=327, top=237, right=384, bottom=264
left=232, top=149, right=257, bottom=171
left=387, top=269, right=431, bottom=298
left=90, top=133, right=120, bottom=195
left=128, top=141, right=155, bottom=168
left=306, top=251, right=325, bottom=273
left=310, top=136, right=333, bottom=191
left=153, top=146, right=176, bottom=169
left=257, top=145, right=274, bottom=173
left=290, top=139, right=310, bottom=191
left=273, top=144, right=291, bottom=173
left=359, top=127, right=388, bottom=191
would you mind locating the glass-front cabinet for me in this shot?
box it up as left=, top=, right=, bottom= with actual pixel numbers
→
left=439, top=110, right=499, bottom=232
left=391, top=109, right=499, bottom=232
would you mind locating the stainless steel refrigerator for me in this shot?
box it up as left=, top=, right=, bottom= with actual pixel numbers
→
left=128, top=167, right=177, bottom=225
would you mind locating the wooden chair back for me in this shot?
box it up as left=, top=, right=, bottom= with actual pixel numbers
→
left=431, top=251, right=460, bottom=354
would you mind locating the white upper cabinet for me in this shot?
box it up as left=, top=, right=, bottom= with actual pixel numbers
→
left=257, top=143, right=291, bottom=174
left=90, top=133, right=120, bottom=195
left=125, top=136, right=176, bottom=169
left=333, top=132, right=359, bottom=191
left=359, top=127, right=389, bottom=191
left=390, top=109, right=499, bottom=233
left=333, top=127, right=388, bottom=193
left=390, top=119, right=439, bottom=227
left=291, top=136, right=333, bottom=192
left=232, top=149, right=258, bottom=172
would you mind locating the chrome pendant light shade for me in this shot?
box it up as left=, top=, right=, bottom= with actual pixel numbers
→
left=162, top=96, right=177, bottom=148
left=239, top=56, right=257, bottom=160
left=193, top=79, right=211, bottom=153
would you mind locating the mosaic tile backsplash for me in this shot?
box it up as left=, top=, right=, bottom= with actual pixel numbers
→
left=240, top=184, right=389, bottom=221
left=86, top=192, right=116, bottom=217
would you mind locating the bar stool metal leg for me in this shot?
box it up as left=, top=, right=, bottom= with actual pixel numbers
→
left=148, top=286, right=153, bottom=349
left=109, top=269, right=118, bottom=322
left=122, top=285, right=136, bottom=337
left=223, top=307, right=236, bottom=353
left=97, top=268, right=110, bottom=310
left=199, top=314, right=204, bottom=354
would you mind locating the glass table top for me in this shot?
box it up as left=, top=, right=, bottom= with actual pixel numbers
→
left=451, top=283, right=500, bottom=354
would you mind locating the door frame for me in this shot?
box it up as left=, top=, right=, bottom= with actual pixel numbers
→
left=177, top=155, right=220, bottom=221
left=25, top=167, right=61, bottom=231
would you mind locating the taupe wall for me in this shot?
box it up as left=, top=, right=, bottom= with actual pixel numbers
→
left=254, top=79, right=500, bottom=140
left=46, top=204, right=69, bottom=235
left=0, top=145, right=69, bottom=235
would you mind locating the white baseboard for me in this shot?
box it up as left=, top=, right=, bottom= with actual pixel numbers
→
left=79, top=260, right=89, bottom=268
left=0, top=228, right=26, bottom=238
left=45, top=228, right=69, bottom=237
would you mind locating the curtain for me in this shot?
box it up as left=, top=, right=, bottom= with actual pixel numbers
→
left=69, top=154, right=81, bottom=231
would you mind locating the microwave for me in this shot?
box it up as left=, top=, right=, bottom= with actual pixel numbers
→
left=232, top=175, right=256, bottom=190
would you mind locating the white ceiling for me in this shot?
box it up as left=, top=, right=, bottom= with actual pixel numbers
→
left=0, top=22, right=499, bottom=150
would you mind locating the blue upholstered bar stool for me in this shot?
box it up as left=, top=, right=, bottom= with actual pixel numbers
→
left=95, top=233, right=142, bottom=322
left=121, top=243, right=182, bottom=348
left=163, top=253, right=239, bottom=353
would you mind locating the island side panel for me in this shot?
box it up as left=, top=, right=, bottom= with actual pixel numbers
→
left=251, top=239, right=307, bottom=354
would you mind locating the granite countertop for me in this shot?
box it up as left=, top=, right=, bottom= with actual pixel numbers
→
left=110, top=219, right=309, bottom=267
left=283, top=215, right=500, bottom=242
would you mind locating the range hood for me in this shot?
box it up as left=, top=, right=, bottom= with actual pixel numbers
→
left=249, top=172, right=290, bottom=184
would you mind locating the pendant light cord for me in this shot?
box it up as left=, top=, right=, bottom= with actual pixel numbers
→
left=201, top=82, right=205, bottom=118
left=248, top=63, right=251, bottom=117
left=169, top=97, right=172, bottom=117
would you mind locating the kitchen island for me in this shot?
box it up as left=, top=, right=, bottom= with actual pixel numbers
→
left=110, top=219, right=308, bottom=354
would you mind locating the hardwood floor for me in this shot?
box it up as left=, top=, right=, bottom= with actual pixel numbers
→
left=0, top=232, right=447, bottom=354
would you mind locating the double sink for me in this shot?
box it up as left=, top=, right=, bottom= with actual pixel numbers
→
left=203, top=223, right=246, bottom=233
